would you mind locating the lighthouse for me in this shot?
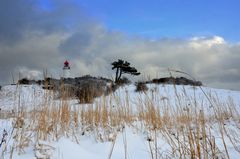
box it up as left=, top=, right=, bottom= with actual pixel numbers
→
left=63, top=60, right=70, bottom=78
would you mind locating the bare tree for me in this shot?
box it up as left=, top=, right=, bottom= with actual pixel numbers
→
left=111, top=59, right=140, bottom=83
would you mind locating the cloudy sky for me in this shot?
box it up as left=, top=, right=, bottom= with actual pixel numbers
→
left=0, top=0, right=240, bottom=90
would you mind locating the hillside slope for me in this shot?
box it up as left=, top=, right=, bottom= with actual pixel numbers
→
left=0, top=84, right=240, bottom=159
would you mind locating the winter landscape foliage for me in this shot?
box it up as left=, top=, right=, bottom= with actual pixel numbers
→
left=0, top=80, right=240, bottom=159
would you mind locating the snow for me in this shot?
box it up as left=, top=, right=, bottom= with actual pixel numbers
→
left=0, top=85, right=46, bottom=111
left=0, top=84, right=240, bottom=158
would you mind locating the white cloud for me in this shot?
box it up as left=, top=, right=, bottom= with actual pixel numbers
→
left=189, top=36, right=225, bottom=49
left=17, top=67, right=43, bottom=80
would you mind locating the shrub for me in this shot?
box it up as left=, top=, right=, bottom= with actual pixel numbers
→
left=116, top=77, right=131, bottom=86
left=135, top=82, right=148, bottom=92
left=36, top=80, right=42, bottom=85
left=58, top=84, right=76, bottom=99
left=75, top=83, right=105, bottom=104
left=18, top=78, right=30, bottom=85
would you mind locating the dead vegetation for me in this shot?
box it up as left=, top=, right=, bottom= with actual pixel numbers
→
left=135, top=82, right=148, bottom=92
left=1, top=83, right=240, bottom=159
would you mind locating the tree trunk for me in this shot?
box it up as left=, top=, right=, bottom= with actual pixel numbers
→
left=115, top=67, right=119, bottom=83
left=117, top=69, right=123, bottom=82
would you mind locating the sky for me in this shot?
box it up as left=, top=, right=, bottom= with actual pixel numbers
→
left=0, top=0, right=240, bottom=90
left=80, top=0, right=240, bottom=41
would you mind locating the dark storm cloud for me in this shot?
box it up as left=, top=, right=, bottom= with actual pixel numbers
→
left=0, top=0, right=91, bottom=43
left=0, top=0, right=95, bottom=83
left=0, top=0, right=35, bottom=43
left=59, top=31, right=93, bottom=58
left=0, top=0, right=239, bottom=90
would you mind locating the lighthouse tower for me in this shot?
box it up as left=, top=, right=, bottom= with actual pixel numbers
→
left=63, top=60, right=70, bottom=78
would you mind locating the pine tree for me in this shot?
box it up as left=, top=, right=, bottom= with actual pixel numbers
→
left=111, top=59, right=140, bottom=83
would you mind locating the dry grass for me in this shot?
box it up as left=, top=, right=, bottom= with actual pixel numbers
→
left=1, top=83, right=240, bottom=159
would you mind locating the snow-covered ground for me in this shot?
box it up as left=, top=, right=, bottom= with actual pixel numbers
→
left=0, top=84, right=240, bottom=158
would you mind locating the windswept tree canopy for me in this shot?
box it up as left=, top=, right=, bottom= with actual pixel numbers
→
left=112, top=59, right=140, bottom=83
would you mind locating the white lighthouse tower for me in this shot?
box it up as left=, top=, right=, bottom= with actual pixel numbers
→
left=63, top=60, right=70, bottom=78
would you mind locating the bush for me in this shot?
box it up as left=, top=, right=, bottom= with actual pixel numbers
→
left=116, top=77, right=131, bottom=86
left=135, top=82, right=148, bottom=92
left=36, top=80, right=42, bottom=85
left=75, top=83, right=105, bottom=104
left=18, top=78, right=29, bottom=84
left=75, top=86, right=94, bottom=104
left=57, top=84, right=76, bottom=99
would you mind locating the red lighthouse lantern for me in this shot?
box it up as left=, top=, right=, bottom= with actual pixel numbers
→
left=63, top=60, right=70, bottom=69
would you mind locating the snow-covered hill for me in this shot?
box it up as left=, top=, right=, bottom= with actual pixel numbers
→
left=0, top=84, right=240, bottom=159
left=1, top=84, right=239, bottom=111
